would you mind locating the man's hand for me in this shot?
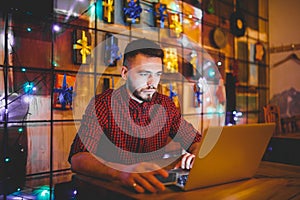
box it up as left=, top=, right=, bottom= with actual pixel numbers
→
left=173, top=142, right=200, bottom=170
left=117, top=162, right=169, bottom=193
left=174, top=152, right=195, bottom=170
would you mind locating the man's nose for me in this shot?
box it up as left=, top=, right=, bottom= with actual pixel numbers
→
left=147, top=74, right=155, bottom=85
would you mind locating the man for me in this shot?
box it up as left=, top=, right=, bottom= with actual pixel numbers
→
left=69, top=38, right=202, bottom=193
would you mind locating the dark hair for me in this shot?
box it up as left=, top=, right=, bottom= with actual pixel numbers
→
left=123, top=38, right=164, bottom=67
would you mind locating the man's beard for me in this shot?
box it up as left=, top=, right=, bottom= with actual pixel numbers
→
left=132, top=89, right=152, bottom=102
left=132, top=85, right=156, bottom=102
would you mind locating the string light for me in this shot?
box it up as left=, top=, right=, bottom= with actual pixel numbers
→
left=23, top=82, right=36, bottom=94
left=52, top=24, right=61, bottom=32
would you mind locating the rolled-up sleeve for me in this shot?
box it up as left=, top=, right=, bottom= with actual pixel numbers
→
left=68, top=96, right=108, bottom=163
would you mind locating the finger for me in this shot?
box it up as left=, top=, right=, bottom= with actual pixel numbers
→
left=142, top=173, right=166, bottom=192
left=181, top=153, right=190, bottom=169
left=185, top=154, right=195, bottom=169
left=154, top=168, right=169, bottom=178
left=132, top=182, right=145, bottom=193
left=135, top=174, right=158, bottom=193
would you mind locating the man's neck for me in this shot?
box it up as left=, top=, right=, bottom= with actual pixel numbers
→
left=129, top=93, right=143, bottom=104
left=126, top=88, right=143, bottom=104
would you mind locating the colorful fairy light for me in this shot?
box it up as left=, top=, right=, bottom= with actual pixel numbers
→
left=23, top=82, right=36, bottom=94
left=52, top=24, right=61, bottom=32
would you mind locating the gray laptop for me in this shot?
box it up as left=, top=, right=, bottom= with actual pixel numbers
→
left=156, top=123, right=275, bottom=191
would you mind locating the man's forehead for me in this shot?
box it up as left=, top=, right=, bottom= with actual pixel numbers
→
left=129, top=56, right=162, bottom=67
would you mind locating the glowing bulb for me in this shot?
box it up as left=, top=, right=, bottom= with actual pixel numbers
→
left=53, top=24, right=61, bottom=32
left=40, top=189, right=49, bottom=197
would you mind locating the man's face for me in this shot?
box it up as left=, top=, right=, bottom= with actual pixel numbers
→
left=122, top=54, right=163, bottom=102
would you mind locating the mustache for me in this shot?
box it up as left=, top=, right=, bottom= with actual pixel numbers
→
left=145, top=85, right=156, bottom=90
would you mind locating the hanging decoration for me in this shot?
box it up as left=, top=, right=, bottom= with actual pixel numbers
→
left=230, top=12, right=246, bottom=37
left=73, top=30, right=92, bottom=65
left=168, top=13, right=182, bottom=38
left=123, top=0, right=142, bottom=24
left=53, top=74, right=75, bottom=110
left=162, top=83, right=179, bottom=108
left=210, top=27, right=227, bottom=49
left=193, top=81, right=203, bottom=107
left=254, top=42, right=265, bottom=62
left=102, top=0, right=114, bottom=23
left=206, top=0, right=215, bottom=14
left=153, top=3, right=168, bottom=28
left=163, top=48, right=178, bottom=73
left=169, top=83, right=178, bottom=101
left=104, top=33, right=122, bottom=66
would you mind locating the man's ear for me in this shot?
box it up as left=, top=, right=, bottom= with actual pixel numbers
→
left=121, top=66, right=128, bottom=80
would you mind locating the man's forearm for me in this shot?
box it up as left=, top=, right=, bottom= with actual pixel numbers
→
left=70, top=152, right=120, bottom=180
left=188, top=142, right=201, bottom=155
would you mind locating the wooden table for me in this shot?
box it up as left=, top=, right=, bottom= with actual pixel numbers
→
left=72, top=161, right=300, bottom=200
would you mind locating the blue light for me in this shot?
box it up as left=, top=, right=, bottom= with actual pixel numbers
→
left=21, top=68, right=26, bottom=72
left=268, top=146, right=273, bottom=151
left=5, top=157, right=10, bottom=162
left=27, top=27, right=32, bottom=32
left=23, top=82, right=35, bottom=94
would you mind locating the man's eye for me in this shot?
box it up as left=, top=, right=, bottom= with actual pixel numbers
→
left=156, top=73, right=162, bottom=77
left=139, top=73, right=148, bottom=76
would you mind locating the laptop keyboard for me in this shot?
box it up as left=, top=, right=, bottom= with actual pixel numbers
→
left=154, top=170, right=190, bottom=187
left=177, top=174, right=189, bottom=187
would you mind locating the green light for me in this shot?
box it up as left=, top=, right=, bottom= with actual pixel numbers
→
left=33, top=185, right=51, bottom=200
left=41, top=190, right=49, bottom=197
left=207, top=68, right=216, bottom=78
left=18, top=128, right=23, bottom=132
left=21, top=68, right=26, bottom=72
left=52, top=61, right=58, bottom=67
left=5, top=157, right=10, bottom=162
left=27, top=27, right=32, bottom=32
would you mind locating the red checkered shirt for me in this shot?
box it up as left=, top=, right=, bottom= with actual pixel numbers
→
left=69, top=85, right=202, bottom=164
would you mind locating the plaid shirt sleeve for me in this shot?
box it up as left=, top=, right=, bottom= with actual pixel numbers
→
left=166, top=97, right=202, bottom=150
left=68, top=92, right=109, bottom=163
